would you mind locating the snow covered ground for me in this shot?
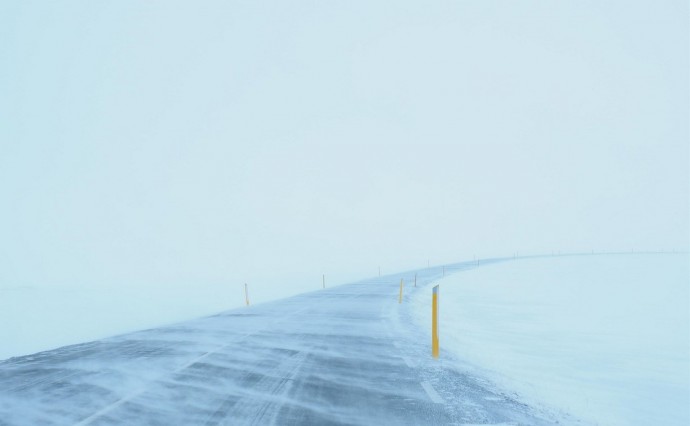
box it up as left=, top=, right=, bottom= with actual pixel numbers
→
left=0, top=266, right=556, bottom=425
left=3, top=253, right=687, bottom=425
left=0, top=280, right=320, bottom=361
left=412, top=254, right=689, bottom=426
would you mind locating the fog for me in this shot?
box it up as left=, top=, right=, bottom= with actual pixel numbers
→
left=1, top=1, right=687, bottom=302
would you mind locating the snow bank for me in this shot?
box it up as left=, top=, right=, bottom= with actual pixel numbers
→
left=412, top=254, right=689, bottom=425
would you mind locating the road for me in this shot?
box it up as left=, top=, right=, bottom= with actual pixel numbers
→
left=0, top=260, right=565, bottom=425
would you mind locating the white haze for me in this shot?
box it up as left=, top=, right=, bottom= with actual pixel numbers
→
left=1, top=2, right=688, bottom=304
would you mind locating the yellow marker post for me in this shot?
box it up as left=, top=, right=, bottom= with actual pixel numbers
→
left=399, top=278, right=404, bottom=303
left=244, top=283, right=250, bottom=306
left=432, top=285, right=439, bottom=358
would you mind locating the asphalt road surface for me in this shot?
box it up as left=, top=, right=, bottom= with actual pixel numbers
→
left=0, top=260, right=567, bottom=425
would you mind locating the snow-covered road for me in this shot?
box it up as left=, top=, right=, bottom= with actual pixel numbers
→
left=0, top=260, right=560, bottom=425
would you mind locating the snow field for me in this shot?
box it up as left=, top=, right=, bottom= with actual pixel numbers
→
left=411, top=254, right=689, bottom=426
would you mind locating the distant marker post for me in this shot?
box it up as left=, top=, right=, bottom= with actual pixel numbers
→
left=432, top=285, right=439, bottom=358
left=399, top=278, right=404, bottom=303
left=322, top=274, right=325, bottom=289
left=244, top=283, right=250, bottom=307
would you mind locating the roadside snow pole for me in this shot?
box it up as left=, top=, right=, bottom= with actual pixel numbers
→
left=322, top=274, right=325, bottom=289
left=432, top=285, right=439, bottom=358
left=414, top=273, right=417, bottom=287
left=399, top=278, right=404, bottom=303
left=244, top=283, right=250, bottom=306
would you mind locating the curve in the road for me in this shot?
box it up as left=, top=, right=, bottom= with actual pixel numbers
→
left=0, top=258, right=566, bottom=425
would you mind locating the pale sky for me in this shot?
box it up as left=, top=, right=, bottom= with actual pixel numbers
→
left=1, top=1, right=688, bottom=295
